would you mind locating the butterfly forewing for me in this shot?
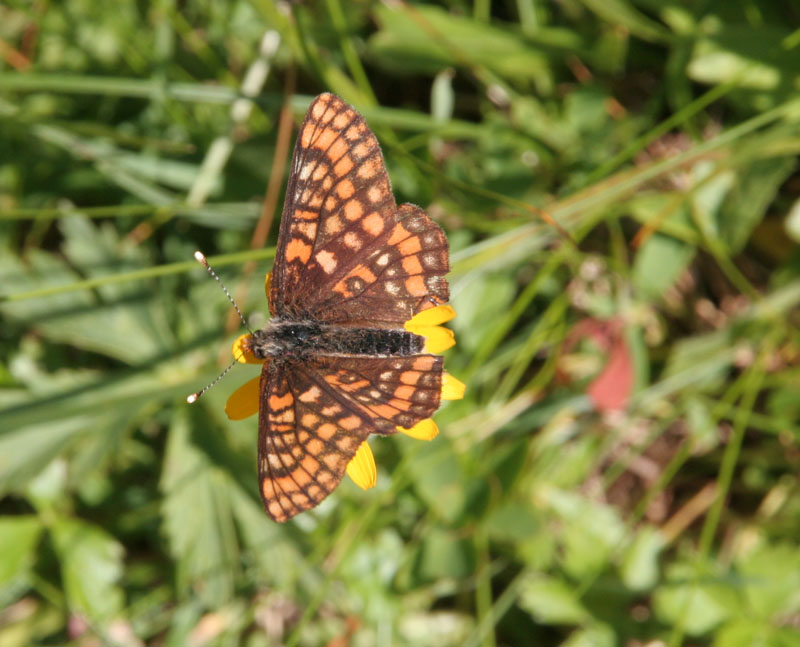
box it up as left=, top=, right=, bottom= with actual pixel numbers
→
left=269, top=93, right=449, bottom=326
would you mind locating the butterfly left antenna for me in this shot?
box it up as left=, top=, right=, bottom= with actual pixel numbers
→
left=186, top=251, right=253, bottom=404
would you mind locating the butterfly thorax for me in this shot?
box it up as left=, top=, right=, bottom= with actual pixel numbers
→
left=250, top=319, right=424, bottom=359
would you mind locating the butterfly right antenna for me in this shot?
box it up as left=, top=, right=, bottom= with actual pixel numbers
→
left=193, top=251, right=253, bottom=333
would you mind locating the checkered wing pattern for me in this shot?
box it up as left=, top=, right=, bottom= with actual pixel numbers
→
left=269, top=93, right=449, bottom=327
left=258, top=355, right=443, bottom=522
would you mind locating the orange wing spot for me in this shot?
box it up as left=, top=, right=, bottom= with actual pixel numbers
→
left=371, top=403, right=401, bottom=419
left=340, top=415, right=361, bottom=430
left=298, top=430, right=310, bottom=443
left=317, top=423, right=338, bottom=440
left=275, top=475, right=303, bottom=496
left=300, top=122, right=316, bottom=148
left=295, top=209, right=318, bottom=220
left=307, top=484, right=324, bottom=499
left=394, top=385, right=415, bottom=400
left=405, top=275, right=427, bottom=296
left=336, top=435, right=359, bottom=453
left=312, top=127, right=338, bottom=151
left=343, top=199, right=363, bottom=221
left=267, top=500, right=286, bottom=521
left=387, top=223, right=410, bottom=245
left=362, top=212, right=384, bottom=236
left=322, top=404, right=342, bottom=416
left=349, top=264, right=376, bottom=283
left=311, top=96, right=330, bottom=119
left=317, top=471, right=336, bottom=488
left=333, top=111, right=351, bottom=129
left=269, top=392, right=294, bottom=410
left=298, top=386, right=321, bottom=403
left=413, top=356, right=436, bottom=370
left=316, top=250, right=338, bottom=274
left=306, top=438, right=325, bottom=456
left=325, top=215, right=344, bottom=236
left=301, top=413, right=319, bottom=428
left=367, top=186, right=383, bottom=203
left=308, top=193, right=324, bottom=209
left=312, top=162, right=330, bottom=181
left=295, top=221, right=317, bottom=239
left=353, top=142, right=370, bottom=159
left=323, top=454, right=343, bottom=471
left=399, top=370, right=422, bottom=385
left=273, top=410, right=293, bottom=423
left=399, top=236, right=422, bottom=256
left=336, top=179, right=355, bottom=199
left=344, top=231, right=362, bottom=250
left=345, top=124, right=363, bottom=141
left=402, top=255, right=423, bottom=275
left=290, top=467, right=314, bottom=487
left=388, top=398, right=413, bottom=412
left=285, top=238, right=312, bottom=263
left=334, top=155, right=354, bottom=177
left=290, top=491, right=311, bottom=507
left=325, top=195, right=338, bottom=212
left=332, top=279, right=352, bottom=297
left=301, top=455, right=320, bottom=474
left=327, top=137, right=349, bottom=162
left=357, top=158, right=379, bottom=179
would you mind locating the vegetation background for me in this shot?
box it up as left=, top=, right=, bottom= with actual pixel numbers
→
left=2, top=1, right=799, bottom=646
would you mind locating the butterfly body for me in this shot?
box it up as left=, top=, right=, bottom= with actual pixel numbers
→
left=249, top=321, right=424, bottom=359
left=242, top=93, right=452, bottom=522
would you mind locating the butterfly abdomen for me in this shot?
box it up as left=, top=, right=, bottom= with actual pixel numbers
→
left=251, top=320, right=424, bottom=359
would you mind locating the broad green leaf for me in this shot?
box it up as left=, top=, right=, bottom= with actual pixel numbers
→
left=50, top=517, right=125, bottom=622
left=0, top=516, right=43, bottom=598
left=518, top=573, right=589, bottom=624
left=160, top=406, right=238, bottom=607
left=633, top=232, right=695, bottom=301
left=620, top=525, right=665, bottom=591
left=652, top=562, right=737, bottom=636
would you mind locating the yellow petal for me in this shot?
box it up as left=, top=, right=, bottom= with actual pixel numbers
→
left=397, top=418, right=439, bottom=440
left=264, top=271, right=272, bottom=300
left=405, top=304, right=456, bottom=328
left=225, top=376, right=260, bottom=420
left=346, top=440, right=377, bottom=490
left=420, top=326, right=456, bottom=353
left=232, top=334, right=263, bottom=364
left=441, top=373, right=465, bottom=400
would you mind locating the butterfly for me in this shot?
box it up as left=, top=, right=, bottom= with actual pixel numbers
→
left=237, top=93, right=453, bottom=522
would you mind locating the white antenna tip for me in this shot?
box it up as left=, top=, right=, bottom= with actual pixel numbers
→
left=194, top=251, right=207, bottom=265
left=186, top=393, right=199, bottom=404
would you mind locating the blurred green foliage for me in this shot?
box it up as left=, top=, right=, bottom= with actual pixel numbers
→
left=2, top=1, right=800, bottom=646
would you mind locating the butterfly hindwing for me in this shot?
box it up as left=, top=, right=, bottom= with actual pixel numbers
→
left=257, top=354, right=443, bottom=522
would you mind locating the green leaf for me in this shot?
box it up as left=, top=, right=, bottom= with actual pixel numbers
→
left=619, top=525, right=665, bottom=592
left=518, top=573, right=589, bottom=625
left=719, top=157, right=796, bottom=252
left=652, top=562, right=736, bottom=635
left=0, top=516, right=43, bottom=602
left=49, top=517, right=124, bottom=622
left=369, top=5, right=553, bottom=93
left=160, top=406, right=239, bottom=607
left=633, top=232, right=695, bottom=301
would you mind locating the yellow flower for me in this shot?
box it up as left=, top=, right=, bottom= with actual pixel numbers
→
left=225, top=274, right=464, bottom=490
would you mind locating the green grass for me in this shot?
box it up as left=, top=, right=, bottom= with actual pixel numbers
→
left=2, top=1, right=800, bottom=646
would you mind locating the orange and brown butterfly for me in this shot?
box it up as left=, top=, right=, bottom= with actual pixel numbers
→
left=225, top=93, right=464, bottom=522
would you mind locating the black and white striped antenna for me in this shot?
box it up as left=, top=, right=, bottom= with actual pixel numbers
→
left=186, top=251, right=252, bottom=404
